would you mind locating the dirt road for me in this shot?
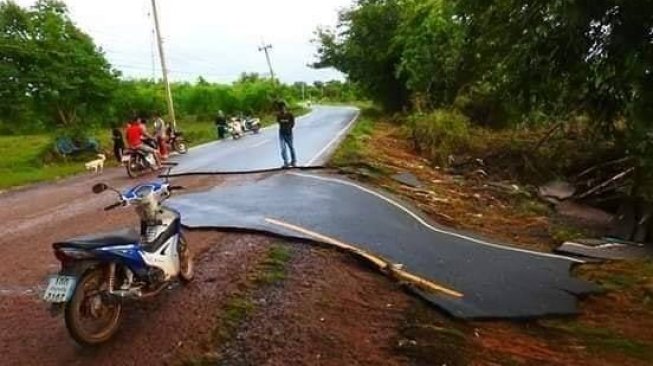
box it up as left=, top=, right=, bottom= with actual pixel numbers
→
left=0, top=168, right=415, bottom=365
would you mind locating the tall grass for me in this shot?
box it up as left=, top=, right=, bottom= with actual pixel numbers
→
left=407, top=109, right=472, bottom=166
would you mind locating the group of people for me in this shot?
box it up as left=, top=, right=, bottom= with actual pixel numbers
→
left=112, top=113, right=169, bottom=168
left=111, top=103, right=298, bottom=170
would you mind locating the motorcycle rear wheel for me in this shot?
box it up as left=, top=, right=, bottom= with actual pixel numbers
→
left=64, top=267, right=123, bottom=346
left=126, top=155, right=144, bottom=178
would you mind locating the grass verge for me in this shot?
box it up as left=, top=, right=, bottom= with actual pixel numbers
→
left=0, top=106, right=314, bottom=191
left=183, top=244, right=293, bottom=365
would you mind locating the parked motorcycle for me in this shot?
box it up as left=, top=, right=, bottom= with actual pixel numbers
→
left=168, top=129, right=188, bottom=154
left=43, top=173, right=194, bottom=346
left=243, top=117, right=261, bottom=134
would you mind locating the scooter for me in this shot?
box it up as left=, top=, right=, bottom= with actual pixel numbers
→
left=243, top=117, right=261, bottom=134
left=43, top=170, right=194, bottom=346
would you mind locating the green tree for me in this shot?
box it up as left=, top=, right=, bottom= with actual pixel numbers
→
left=313, top=0, right=408, bottom=111
left=0, top=0, right=118, bottom=130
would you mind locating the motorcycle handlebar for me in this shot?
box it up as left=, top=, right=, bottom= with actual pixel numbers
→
left=104, top=202, right=123, bottom=211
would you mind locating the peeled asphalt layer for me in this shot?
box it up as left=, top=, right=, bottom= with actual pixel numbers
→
left=169, top=172, right=599, bottom=319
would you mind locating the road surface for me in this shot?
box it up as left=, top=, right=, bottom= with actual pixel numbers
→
left=170, top=106, right=359, bottom=174
left=170, top=172, right=597, bottom=319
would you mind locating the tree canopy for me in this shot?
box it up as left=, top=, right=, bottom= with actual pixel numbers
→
left=0, top=0, right=118, bottom=129
left=314, top=0, right=653, bottom=187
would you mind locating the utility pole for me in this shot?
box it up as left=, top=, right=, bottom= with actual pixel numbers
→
left=258, top=43, right=276, bottom=83
left=151, top=0, right=177, bottom=129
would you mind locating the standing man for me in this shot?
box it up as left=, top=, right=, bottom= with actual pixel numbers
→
left=153, top=113, right=168, bottom=159
left=111, top=125, right=125, bottom=164
left=277, top=103, right=297, bottom=168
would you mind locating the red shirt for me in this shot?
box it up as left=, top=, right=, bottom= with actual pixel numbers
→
left=125, top=123, right=143, bottom=148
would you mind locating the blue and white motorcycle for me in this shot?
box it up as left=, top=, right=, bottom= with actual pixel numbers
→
left=43, top=178, right=194, bottom=346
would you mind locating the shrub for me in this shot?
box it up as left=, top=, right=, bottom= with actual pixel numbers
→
left=407, top=109, right=471, bottom=166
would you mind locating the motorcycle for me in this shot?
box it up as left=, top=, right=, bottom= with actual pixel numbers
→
left=243, top=117, right=261, bottom=134
left=167, top=128, right=188, bottom=154
left=229, top=119, right=244, bottom=140
left=123, top=148, right=157, bottom=178
left=43, top=171, right=194, bottom=346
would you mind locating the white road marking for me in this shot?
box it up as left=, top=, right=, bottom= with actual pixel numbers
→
left=289, top=172, right=585, bottom=263
left=307, top=109, right=361, bottom=165
left=265, top=217, right=463, bottom=298
left=248, top=139, right=270, bottom=149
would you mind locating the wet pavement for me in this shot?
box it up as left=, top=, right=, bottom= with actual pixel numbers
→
left=169, top=106, right=359, bottom=175
left=169, top=172, right=599, bottom=319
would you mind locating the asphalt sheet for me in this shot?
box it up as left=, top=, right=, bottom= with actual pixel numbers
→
left=168, top=172, right=599, bottom=319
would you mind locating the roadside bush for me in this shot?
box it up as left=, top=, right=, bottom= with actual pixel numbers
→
left=407, top=109, right=471, bottom=166
left=453, top=84, right=511, bottom=129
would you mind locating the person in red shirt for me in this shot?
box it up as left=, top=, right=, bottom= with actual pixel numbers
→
left=125, top=118, right=161, bottom=168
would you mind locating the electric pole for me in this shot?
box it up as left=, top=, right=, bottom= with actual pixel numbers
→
left=151, top=0, right=177, bottom=129
left=258, top=43, right=276, bottom=83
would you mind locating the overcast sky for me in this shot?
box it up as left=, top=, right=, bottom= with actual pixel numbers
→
left=14, top=0, right=352, bottom=84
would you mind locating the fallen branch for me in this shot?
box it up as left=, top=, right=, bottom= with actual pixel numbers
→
left=575, top=167, right=635, bottom=199
left=574, top=157, right=632, bottom=180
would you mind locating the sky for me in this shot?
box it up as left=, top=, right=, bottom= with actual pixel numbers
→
left=14, top=0, right=353, bottom=84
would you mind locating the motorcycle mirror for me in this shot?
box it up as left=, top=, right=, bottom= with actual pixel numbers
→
left=92, top=183, right=109, bottom=194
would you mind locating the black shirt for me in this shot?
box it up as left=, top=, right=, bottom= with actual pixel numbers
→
left=112, top=128, right=124, bottom=147
left=277, top=112, right=295, bottom=135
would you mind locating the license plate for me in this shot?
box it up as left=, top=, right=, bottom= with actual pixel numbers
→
left=121, top=155, right=131, bottom=162
left=43, top=275, right=76, bottom=303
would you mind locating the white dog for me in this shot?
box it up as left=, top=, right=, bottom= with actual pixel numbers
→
left=85, top=154, right=106, bottom=174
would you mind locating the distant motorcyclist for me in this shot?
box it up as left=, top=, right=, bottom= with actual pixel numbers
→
left=125, top=118, right=161, bottom=168
left=215, top=110, right=228, bottom=139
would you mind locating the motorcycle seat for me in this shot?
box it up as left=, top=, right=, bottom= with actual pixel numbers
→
left=54, top=229, right=140, bottom=250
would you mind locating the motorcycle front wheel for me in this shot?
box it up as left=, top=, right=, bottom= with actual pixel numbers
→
left=64, top=267, right=123, bottom=346
left=178, top=235, right=194, bottom=283
left=173, top=140, right=188, bottom=154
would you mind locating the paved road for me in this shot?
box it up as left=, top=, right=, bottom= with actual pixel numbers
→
left=171, top=106, right=359, bottom=174
left=170, top=172, right=597, bottom=319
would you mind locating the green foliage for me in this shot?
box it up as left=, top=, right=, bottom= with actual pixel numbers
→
left=313, top=0, right=408, bottom=111
left=329, top=107, right=377, bottom=167
left=314, top=0, right=653, bottom=196
left=407, top=109, right=471, bottom=166
left=0, top=0, right=118, bottom=129
left=395, top=0, right=466, bottom=109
